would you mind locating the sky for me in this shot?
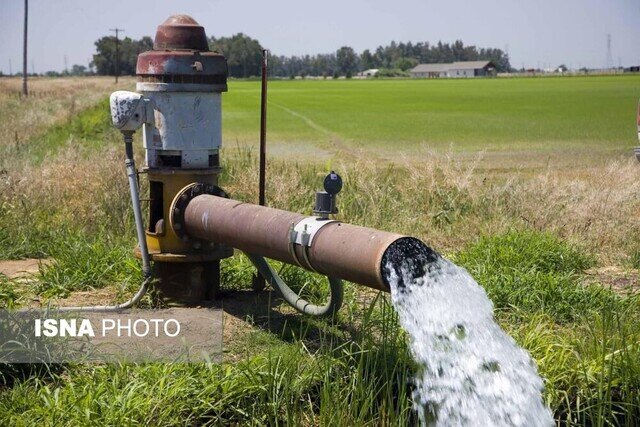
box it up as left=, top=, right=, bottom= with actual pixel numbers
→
left=1, top=0, right=639, bottom=74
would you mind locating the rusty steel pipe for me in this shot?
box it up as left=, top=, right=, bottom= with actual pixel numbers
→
left=182, top=195, right=435, bottom=292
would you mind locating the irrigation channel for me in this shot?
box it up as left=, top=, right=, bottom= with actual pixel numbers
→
left=384, top=241, right=554, bottom=426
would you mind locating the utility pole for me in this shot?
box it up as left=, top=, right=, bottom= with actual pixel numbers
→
left=22, top=0, right=28, bottom=96
left=110, top=28, right=125, bottom=83
left=606, top=34, right=613, bottom=70
left=9, top=59, right=12, bottom=76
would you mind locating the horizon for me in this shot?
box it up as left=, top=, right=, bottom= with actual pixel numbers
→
left=1, top=0, right=639, bottom=74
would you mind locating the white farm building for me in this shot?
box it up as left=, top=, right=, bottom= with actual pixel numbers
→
left=409, top=61, right=496, bottom=78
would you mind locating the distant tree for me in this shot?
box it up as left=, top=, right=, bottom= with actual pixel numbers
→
left=556, top=64, right=568, bottom=72
left=209, top=33, right=263, bottom=78
left=71, top=64, right=87, bottom=76
left=336, top=46, right=358, bottom=76
left=91, top=36, right=153, bottom=76
left=393, top=57, right=418, bottom=71
left=360, top=49, right=377, bottom=70
left=377, top=68, right=409, bottom=78
left=88, top=31, right=512, bottom=78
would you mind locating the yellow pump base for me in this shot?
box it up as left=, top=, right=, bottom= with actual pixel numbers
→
left=135, top=169, right=233, bottom=305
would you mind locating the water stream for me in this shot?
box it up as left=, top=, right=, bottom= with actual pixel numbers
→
left=384, top=243, right=554, bottom=426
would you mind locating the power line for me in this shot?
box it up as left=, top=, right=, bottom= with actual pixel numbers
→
left=110, top=28, right=125, bottom=83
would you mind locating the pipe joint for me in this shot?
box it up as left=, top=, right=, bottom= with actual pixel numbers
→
left=170, top=182, right=228, bottom=243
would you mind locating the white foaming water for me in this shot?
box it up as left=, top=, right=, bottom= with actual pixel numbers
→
left=386, top=256, right=554, bottom=426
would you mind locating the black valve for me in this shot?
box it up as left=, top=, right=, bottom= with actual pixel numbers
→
left=314, top=171, right=342, bottom=218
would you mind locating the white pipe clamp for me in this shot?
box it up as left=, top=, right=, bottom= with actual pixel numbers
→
left=290, top=217, right=337, bottom=247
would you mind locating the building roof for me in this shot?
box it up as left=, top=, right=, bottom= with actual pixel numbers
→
left=410, top=63, right=449, bottom=73
left=410, top=61, right=494, bottom=73
left=450, top=61, right=494, bottom=70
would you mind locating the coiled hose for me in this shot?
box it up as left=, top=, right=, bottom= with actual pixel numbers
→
left=245, top=253, right=343, bottom=318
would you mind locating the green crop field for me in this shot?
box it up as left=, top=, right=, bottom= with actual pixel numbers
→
left=223, top=75, right=640, bottom=156
left=0, top=76, right=639, bottom=425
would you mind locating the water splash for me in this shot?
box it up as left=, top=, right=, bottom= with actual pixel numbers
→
left=384, top=246, right=553, bottom=426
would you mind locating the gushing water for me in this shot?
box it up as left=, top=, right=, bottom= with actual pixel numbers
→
left=383, top=241, right=553, bottom=426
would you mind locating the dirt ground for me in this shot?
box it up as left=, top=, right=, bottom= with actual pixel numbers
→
left=0, top=259, right=49, bottom=279
left=583, top=266, right=640, bottom=294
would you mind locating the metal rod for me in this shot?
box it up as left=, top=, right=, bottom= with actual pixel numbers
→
left=22, top=0, right=28, bottom=96
left=253, top=49, right=269, bottom=291
left=259, top=49, right=268, bottom=206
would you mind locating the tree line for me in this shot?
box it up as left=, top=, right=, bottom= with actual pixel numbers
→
left=86, top=34, right=511, bottom=78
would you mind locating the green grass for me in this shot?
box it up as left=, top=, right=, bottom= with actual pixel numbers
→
left=223, top=75, right=640, bottom=152
left=1, top=230, right=638, bottom=425
left=0, top=97, right=118, bottom=170
left=0, top=273, right=19, bottom=309
left=454, top=230, right=611, bottom=322
left=0, top=96, right=138, bottom=298
left=0, top=295, right=416, bottom=426
left=1, top=76, right=640, bottom=425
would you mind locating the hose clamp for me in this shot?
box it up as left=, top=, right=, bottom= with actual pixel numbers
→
left=290, top=217, right=337, bottom=247
left=288, top=217, right=337, bottom=272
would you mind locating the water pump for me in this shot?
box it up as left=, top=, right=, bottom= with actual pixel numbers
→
left=107, top=14, right=432, bottom=316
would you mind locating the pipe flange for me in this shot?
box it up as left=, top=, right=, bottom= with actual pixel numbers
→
left=170, top=183, right=228, bottom=245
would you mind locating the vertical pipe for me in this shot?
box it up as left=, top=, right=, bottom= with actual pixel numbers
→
left=254, top=49, right=269, bottom=291
left=259, top=49, right=268, bottom=206
left=123, top=135, right=151, bottom=277
left=58, top=132, right=152, bottom=311
left=22, top=0, right=28, bottom=96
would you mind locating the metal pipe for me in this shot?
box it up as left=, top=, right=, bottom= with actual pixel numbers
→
left=183, top=195, right=435, bottom=292
left=59, top=133, right=151, bottom=312
left=123, top=136, right=152, bottom=279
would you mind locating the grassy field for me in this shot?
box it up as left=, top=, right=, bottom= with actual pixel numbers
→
left=0, top=75, right=639, bottom=425
left=224, top=75, right=639, bottom=158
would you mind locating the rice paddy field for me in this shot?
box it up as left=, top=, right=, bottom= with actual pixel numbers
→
left=225, top=75, right=638, bottom=158
left=0, top=74, right=639, bottom=425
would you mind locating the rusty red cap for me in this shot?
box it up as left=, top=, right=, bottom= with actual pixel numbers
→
left=137, top=14, right=227, bottom=91
left=154, top=14, right=209, bottom=51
